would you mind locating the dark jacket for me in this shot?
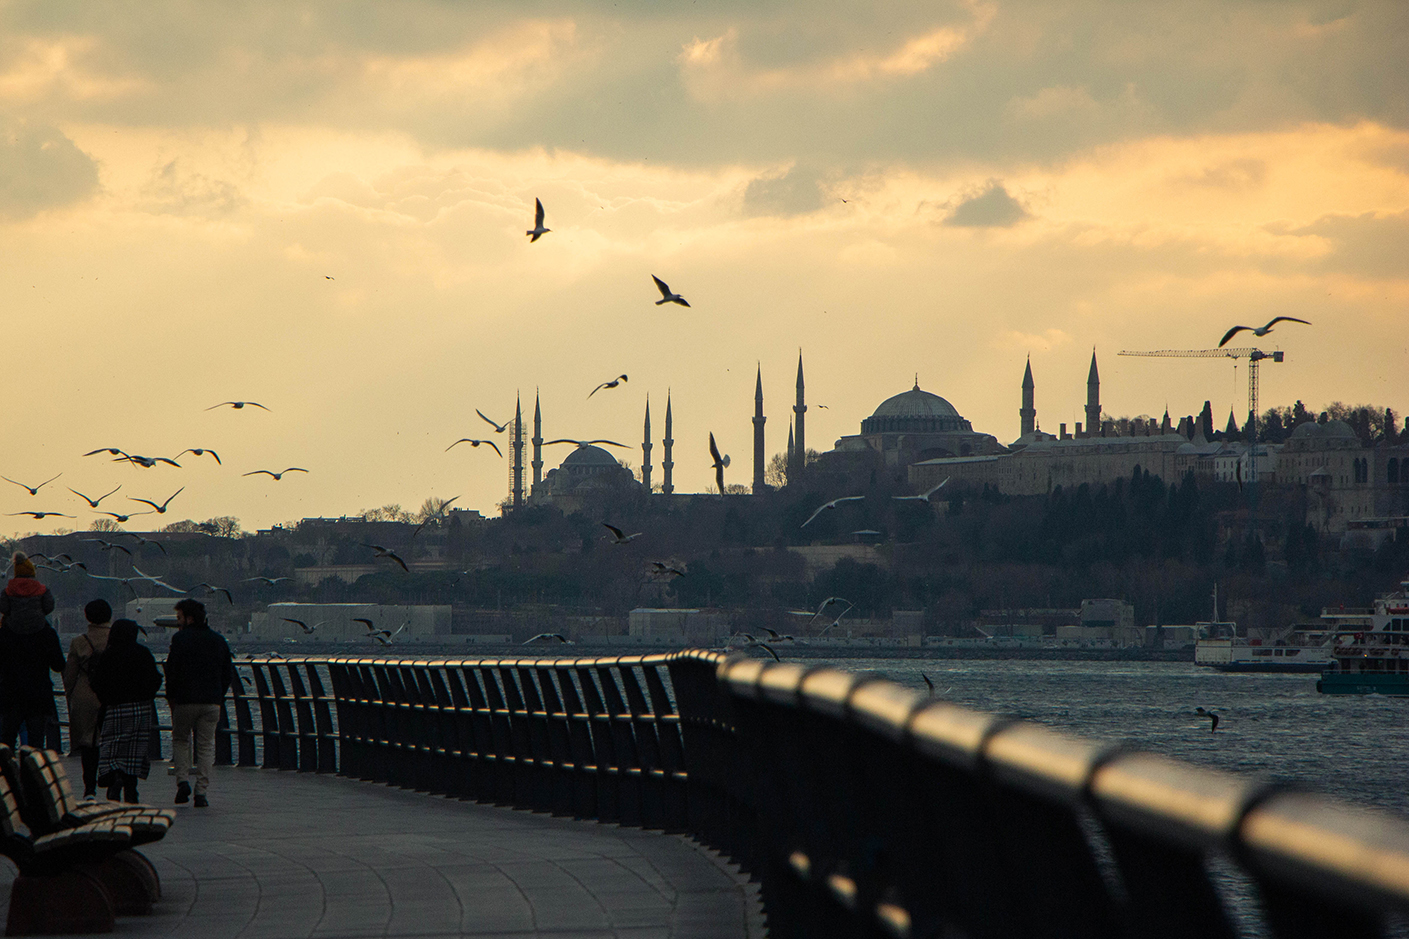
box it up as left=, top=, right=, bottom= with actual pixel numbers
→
left=0, top=625, right=64, bottom=712
left=89, top=620, right=162, bottom=706
left=0, top=578, right=55, bottom=636
left=164, top=623, right=234, bottom=705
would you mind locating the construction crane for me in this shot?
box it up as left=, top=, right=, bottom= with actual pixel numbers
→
left=1118, top=347, right=1285, bottom=487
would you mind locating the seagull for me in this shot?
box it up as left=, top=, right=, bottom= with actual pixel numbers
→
left=207, top=401, right=269, bottom=411
left=526, top=198, right=550, bottom=242
left=650, top=561, right=685, bottom=577
left=588, top=375, right=628, bottom=398
left=352, top=618, right=377, bottom=631
left=131, top=566, right=186, bottom=593
left=728, top=634, right=780, bottom=661
left=892, top=478, right=950, bottom=503
left=69, top=486, right=121, bottom=508
left=446, top=439, right=502, bottom=456
left=3, top=474, right=61, bottom=496
left=798, top=597, right=852, bottom=631
left=652, top=275, right=689, bottom=307
left=283, top=618, right=324, bottom=635
left=116, top=454, right=180, bottom=468
left=709, top=433, right=729, bottom=494
left=85, top=574, right=143, bottom=598
left=7, top=511, right=73, bottom=519
left=1195, top=706, right=1221, bottom=732
left=603, top=522, right=642, bottom=545
left=1218, top=316, right=1311, bottom=348
left=245, top=576, right=290, bottom=585
left=524, top=633, right=574, bottom=644
left=191, top=582, right=233, bottom=605
left=115, top=532, right=166, bottom=555
left=243, top=468, right=308, bottom=481
left=370, top=632, right=395, bottom=647
left=129, top=487, right=184, bottom=514
left=176, top=448, right=221, bottom=465
left=921, top=673, right=935, bottom=695
left=83, top=448, right=128, bottom=459
left=801, top=495, right=864, bottom=528
left=412, top=496, right=461, bottom=538
left=99, top=510, right=155, bottom=524
left=475, top=410, right=509, bottom=434
left=363, top=544, right=409, bottom=572
left=760, top=626, right=795, bottom=642
left=543, top=438, right=627, bottom=449
left=81, top=538, right=132, bottom=557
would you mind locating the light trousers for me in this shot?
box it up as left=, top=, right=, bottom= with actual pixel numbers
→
left=171, top=703, right=221, bottom=794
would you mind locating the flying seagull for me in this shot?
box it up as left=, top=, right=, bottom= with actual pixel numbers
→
left=69, top=485, right=121, bottom=508
left=446, top=438, right=502, bottom=456
left=352, top=618, right=377, bottom=631
left=589, top=375, right=628, bottom=398
left=191, top=582, right=234, bottom=605
left=728, top=634, right=780, bottom=661
left=1218, top=317, right=1310, bottom=348
left=1195, top=706, right=1221, bottom=732
left=651, top=561, right=685, bottom=577
left=709, top=433, right=729, bottom=494
left=476, top=409, right=509, bottom=434
left=115, top=532, right=166, bottom=555
left=527, top=198, right=550, bottom=242
left=921, top=673, right=935, bottom=695
left=131, top=566, right=186, bottom=593
left=524, top=632, right=573, bottom=644
left=99, top=510, right=155, bottom=525
left=283, top=618, right=324, bottom=635
left=129, top=487, right=184, bottom=514
left=246, top=576, right=291, bottom=585
left=115, top=454, right=180, bottom=468
left=603, top=522, right=642, bottom=545
left=652, top=275, right=689, bottom=307
left=176, top=448, right=221, bottom=465
left=7, top=511, right=73, bottom=519
left=801, top=495, right=865, bottom=528
left=3, top=474, right=61, bottom=496
left=243, top=468, right=309, bottom=481
left=363, top=543, right=409, bottom=572
left=543, top=438, right=627, bottom=449
left=83, top=448, right=128, bottom=459
left=207, top=401, right=269, bottom=411
left=892, top=478, right=950, bottom=503
left=412, top=496, right=462, bottom=538
left=81, top=538, right=132, bottom=557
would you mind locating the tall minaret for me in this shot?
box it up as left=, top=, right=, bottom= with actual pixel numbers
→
left=786, top=421, right=794, bottom=475
left=531, top=392, right=543, bottom=487
left=1085, top=350, right=1101, bottom=437
left=790, top=352, right=806, bottom=483
left=752, top=365, right=766, bottom=494
left=511, top=394, right=524, bottom=509
left=662, top=392, right=674, bottom=496
left=642, top=397, right=653, bottom=493
left=1020, top=357, right=1036, bottom=437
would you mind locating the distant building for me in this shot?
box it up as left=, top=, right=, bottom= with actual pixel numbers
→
left=531, top=444, right=637, bottom=513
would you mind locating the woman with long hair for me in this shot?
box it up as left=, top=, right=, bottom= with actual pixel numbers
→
left=89, top=619, right=162, bottom=803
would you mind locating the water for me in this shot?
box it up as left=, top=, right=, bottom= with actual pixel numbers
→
left=806, top=657, right=1409, bottom=816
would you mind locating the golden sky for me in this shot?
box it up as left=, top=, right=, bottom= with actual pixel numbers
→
left=1, top=0, right=1406, bottom=533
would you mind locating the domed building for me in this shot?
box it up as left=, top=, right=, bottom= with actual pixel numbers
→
left=531, top=444, right=638, bottom=514
left=831, top=381, right=1004, bottom=474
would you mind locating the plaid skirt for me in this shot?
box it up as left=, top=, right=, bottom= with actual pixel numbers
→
left=97, top=702, right=156, bottom=781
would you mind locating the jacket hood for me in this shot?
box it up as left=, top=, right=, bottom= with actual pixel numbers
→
left=4, top=578, right=48, bottom=598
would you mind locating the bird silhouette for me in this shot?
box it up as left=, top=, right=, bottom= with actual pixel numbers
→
left=603, top=522, right=642, bottom=545
left=191, top=582, right=233, bottom=605
left=98, top=510, right=155, bottom=524
left=69, top=485, right=121, bottom=508
left=7, top=511, right=73, bottom=519
left=116, top=532, right=165, bottom=554
left=362, top=544, right=409, bottom=572
left=246, top=576, right=290, bottom=585
left=243, top=468, right=308, bottom=481
left=176, top=448, right=221, bottom=465
left=131, top=566, right=185, bottom=593
left=446, top=439, right=503, bottom=456
left=115, top=454, right=180, bottom=468
left=207, top=401, right=268, bottom=411
left=892, top=478, right=950, bottom=503
left=543, top=438, right=627, bottom=449
left=81, top=538, right=132, bottom=557
left=709, top=433, right=729, bottom=494
left=921, top=673, right=935, bottom=695
left=1218, top=317, right=1310, bottom=348
left=129, top=487, right=184, bottom=514
left=1195, top=706, right=1221, bottom=732
left=527, top=198, right=550, bottom=242
left=651, top=561, right=685, bottom=577
left=412, top=496, right=461, bottom=538
left=83, top=448, right=128, bottom=459
left=801, top=495, right=864, bottom=528
left=524, top=633, right=573, bottom=644
left=652, top=275, right=689, bottom=307
left=3, top=474, right=61, bottom=496
left=283, top=618, right=324, bottom=635
left=589, top=375, right=628, bottom=398
left=476, top=410, right=509, bottom=434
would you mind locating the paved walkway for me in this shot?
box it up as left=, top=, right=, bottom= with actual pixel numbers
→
left=2, top=763, right=762, bottom=939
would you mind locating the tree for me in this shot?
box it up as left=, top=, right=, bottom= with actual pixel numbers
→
left=362, top=504, right=412, bottom=523
left=765, top=449, right=821, bottom=488
left=89, top=518, right=122, bottom=532
left=202, top=516, right=241, bottom=538
left=416, top=497, right=457, bottom=522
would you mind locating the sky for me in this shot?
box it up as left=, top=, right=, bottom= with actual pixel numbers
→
left=1, top=0, right=1406, bottom=534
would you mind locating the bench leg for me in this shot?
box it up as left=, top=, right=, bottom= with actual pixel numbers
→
left=75, top=850, right=159, bottom=915
left=6, top=869, right=115, bottom=935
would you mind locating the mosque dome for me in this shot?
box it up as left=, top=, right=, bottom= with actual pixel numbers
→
left=559, top=445, right=621, bottom=473
left=861, top=384, right=973, bottom=435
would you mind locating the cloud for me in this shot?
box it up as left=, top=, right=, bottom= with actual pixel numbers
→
left=1284, top=209, right=1409, bottom=278
left=741, top=163, right=826, bottom=216
left=0, top=119, right=98, bottom=218
left=943, top=180, right=1030, bottom=227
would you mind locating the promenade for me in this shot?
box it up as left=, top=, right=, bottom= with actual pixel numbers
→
left=2, top=760, right=762, bottom=939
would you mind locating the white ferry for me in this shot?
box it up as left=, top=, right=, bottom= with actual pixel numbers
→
left=1317, top=577, right=1409, bottom=695
left=1193, top=585, right=1334, bottom=673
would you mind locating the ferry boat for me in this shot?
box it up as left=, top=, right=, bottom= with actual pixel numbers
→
left=1193, top=585, right=1334, bottom=673
left=1316, top=578, right=1409, bottom=695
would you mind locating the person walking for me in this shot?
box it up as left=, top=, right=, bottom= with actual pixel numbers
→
left=62, top=600, right=112, bottom=797
left=0, top=552, right=63, bottom=749
left=165, top=599, right=232, bottom=808
left=90, top=619, right=162, bottom=803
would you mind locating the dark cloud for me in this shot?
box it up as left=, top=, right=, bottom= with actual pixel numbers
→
left=1288, top=210, right=1409, bottom=279
left=944, top=180, right=1029, bottom=227
left=742, top=164, right=826, bottom=216
left=0, top=121, right=99, bottom=219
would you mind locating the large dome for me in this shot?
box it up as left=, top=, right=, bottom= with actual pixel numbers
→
left=861, top=384, right=972, bottom=435
left=870, top=386, right=962, bottom=421
left=560, top=445, right=620, bottom=468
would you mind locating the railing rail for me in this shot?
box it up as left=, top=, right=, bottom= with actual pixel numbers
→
left=56, top=652, right=1409, bottom=938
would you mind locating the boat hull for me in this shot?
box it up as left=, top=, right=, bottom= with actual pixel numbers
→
left=1316, top=673, right=1409, bottom=695
left=1212, top=661, right=1329, bottom=674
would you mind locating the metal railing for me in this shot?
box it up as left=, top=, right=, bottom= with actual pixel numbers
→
left=178, top=652, right=1409, bottom=937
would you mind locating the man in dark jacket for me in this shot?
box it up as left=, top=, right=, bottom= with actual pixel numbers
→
left=164, top=599, right=233, bottom=807
left=0, top=553, right=63, bottom=748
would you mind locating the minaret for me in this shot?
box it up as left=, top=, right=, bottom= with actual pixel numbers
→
left=790, top=352, right=806, bottom=483
left=1161, top=409, right=1172, bottom=435
left=511, top=394, right=524, bottom=509
left=642, top=397, right=653, bottom=493
left=1020, top=356, right=1036, bottom=437
left=662, top=392, right=674, bottom=496
left=1085, top=350, right=1101, bottom=437
left=531, top=392, right=543, bottom=487
left=752, top=365, right=766, bottom=494
left=786, top=421, right=795, bottom=474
